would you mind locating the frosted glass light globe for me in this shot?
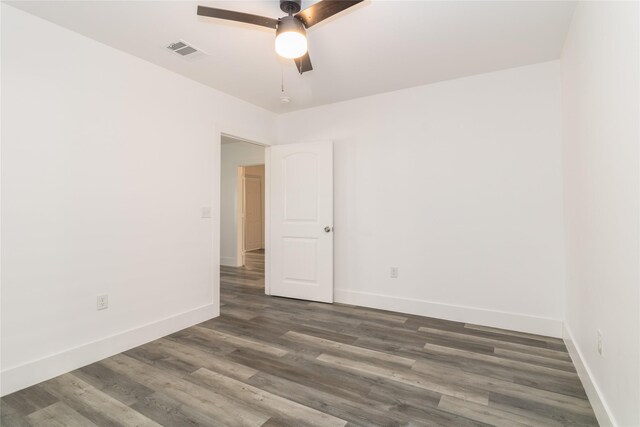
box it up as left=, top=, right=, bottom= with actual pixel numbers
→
left=275, top=31, right=308, bottom=58
left=275, top=16, right=307, bottom=59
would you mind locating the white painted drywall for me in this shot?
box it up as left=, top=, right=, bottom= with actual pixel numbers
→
left=0, top=5, right=276, bottom=395
left=277, top=61, right=566, bottom=336
left=561, top=2, right=640, bottom=425
left=220, top=140, right=265, bottom=266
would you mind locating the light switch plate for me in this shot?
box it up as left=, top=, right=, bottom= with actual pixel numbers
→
left=97, top=294, right=108, bottom=311
left=597, top=329, right=603, bottom=355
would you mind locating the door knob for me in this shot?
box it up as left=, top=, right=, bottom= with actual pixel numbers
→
left=324, top=226, right=332, bottom=233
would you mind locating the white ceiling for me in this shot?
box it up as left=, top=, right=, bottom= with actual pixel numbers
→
left=7, top=1, right=576, bottom=113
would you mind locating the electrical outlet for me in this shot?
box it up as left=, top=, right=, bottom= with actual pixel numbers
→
left=597, top=330, right=603, bottom=356
left=390, top=267, right=399, bottom=279
left=97, top=294, right=108, bottom=311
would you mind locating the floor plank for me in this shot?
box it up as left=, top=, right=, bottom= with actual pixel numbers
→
left=1, top=250, right=598, bottom=426
left=26, top=402, right=98, bottom=427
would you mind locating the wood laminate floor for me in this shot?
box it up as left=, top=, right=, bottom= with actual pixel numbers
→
left=243, top=249, right=264, bottom=271
left=1, top=253, right=597, bottom=426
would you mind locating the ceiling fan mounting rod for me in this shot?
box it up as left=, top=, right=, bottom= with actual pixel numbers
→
left=280, top=0, right=302, bottom=15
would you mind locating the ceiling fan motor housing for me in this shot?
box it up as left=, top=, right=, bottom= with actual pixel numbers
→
left=280, top=0, right=302, bottom=14
left=277, top=15, right=306, bottom=36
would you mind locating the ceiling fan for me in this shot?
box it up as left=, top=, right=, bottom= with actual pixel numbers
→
left=197, top=0, right=364, bottom=74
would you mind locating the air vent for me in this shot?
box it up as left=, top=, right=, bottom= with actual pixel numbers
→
left=167, top=41, right=188, bottom=51
left=166, top=40, right=207, bottom=61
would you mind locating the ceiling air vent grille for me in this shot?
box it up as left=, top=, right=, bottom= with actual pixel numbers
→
left=166, top=41, right=207, bottom=61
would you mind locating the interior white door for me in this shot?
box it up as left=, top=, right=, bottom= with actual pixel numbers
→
left=269, top=141, right=333, bottom=303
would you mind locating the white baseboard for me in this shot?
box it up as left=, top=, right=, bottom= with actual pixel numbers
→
left=334, top=288, right=563, bottom=338
left=0, top=303, right=218, bottom=397
left=563, top=324, right=616, bottom=426
left=220, top=256, right=238, bottom=267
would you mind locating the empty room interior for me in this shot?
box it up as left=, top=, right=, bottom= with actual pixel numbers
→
left=1, top=1, right=638, bottom=426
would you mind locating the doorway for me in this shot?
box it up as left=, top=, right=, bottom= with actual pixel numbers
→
left=217, top=132, right=334, bottom=306
left=220, top=135, right=266, bottom=280
left=238, top=164, right=265, bottom=270
left=218, top=133, right=268, bottom=320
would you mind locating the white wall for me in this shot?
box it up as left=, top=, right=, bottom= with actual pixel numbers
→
left=220, top=140, right=265, bottom=266
left=0, top=5, right=276, bottom=395
left=277, top=61, right=566, bottom=337
left=561, top=2, right=640, bottom=426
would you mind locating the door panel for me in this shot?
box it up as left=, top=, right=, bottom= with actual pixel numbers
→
left=283, top=153, right=318, bottom=221
left=269, top=141, right=333, bottom=303
left=283, top=237, right=318, bottom=283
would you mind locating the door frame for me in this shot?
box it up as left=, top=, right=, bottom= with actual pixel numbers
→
left=236, top=164, right=265, bottom=267
left=216, top=130, right=272, bottom=313
left=236, top=166, right=245, bottom=268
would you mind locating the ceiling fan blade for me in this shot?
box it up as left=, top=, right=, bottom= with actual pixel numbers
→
left=295, top=0, right=363, bottom=28
left=294, top=52, right=313, bottom=74
left=197, top=5, right=279, bottom=29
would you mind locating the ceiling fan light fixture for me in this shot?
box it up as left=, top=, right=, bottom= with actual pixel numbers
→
left=198, top=0, right=365, bottom=73
left=275, top=16, right=307, bottom=59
